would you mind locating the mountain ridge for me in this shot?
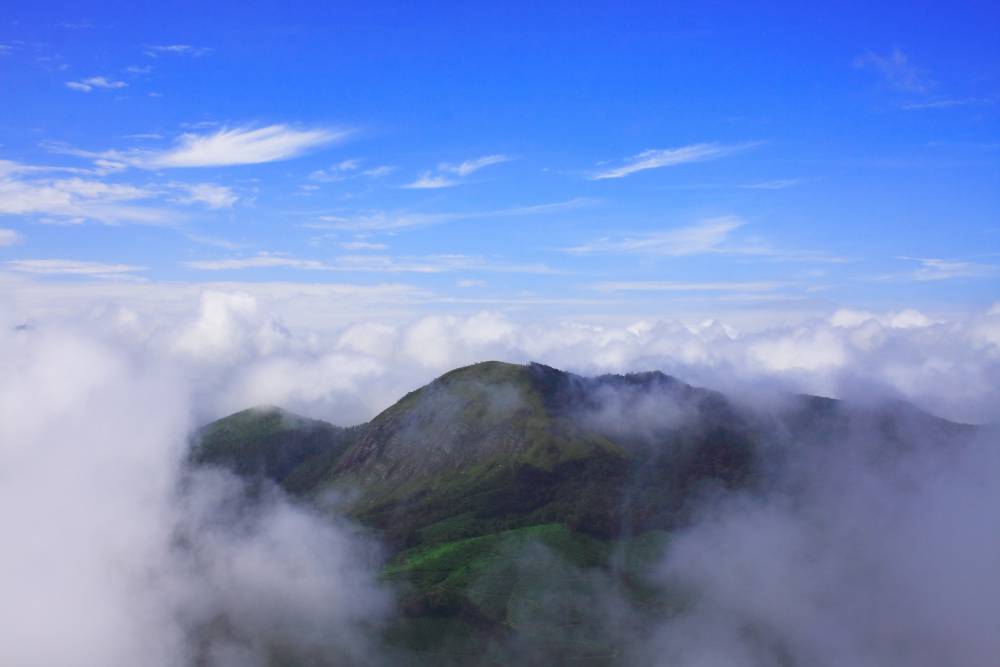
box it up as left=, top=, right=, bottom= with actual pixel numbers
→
left=188, top=360, right=978, bottom=664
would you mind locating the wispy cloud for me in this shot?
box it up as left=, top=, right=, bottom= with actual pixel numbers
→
left=566, top=216, right=846, bottom=263
left=592, top=280, right=786, bottom=292
left=902, top=257, right=996, bottom=281
left=339, top=241, right=388, bottom=251
left=183, top=252, right=558, bottom=274
left=439, top=154, right=513, bottom=177
left=307, top=197, right=594, bottom=232
left=902, top=98, right=992, bottom=111
left=309, top=159, right=361, bottom=182
left=331, top=254, right=558, bottom=274
left=0, top=160, right=87, bottom=178
left=403, top=153, right=513, bottom=188
left=65, top=76, right=127, bottom=93
left=0, top=168, right=173, bottom=225
left=185, top=234, right=247, bottom=251
left=51, top=125, right=349, bottom=170
left=183, top=255, right=327, bottom=271
left=500, top=197, right=596, bottom=216
left=3, top=259, right=146, bottom=277
left=0, top=160, right=240, bottom=223
left=362, top=165, right=396, bottom=178
left=144, top=44, right=211, bottom=57
left=139, top=125, right=347, bottom=168
left=566, top=216, right=746, bottom=256
left=310, top=159, right=395, bottom=183
left=590, top=142, right=759, bottom=180
left=0, top=228, right=22, bottom=246
left=854, top=48, right=931, bottom=93
left=739, top=178, right=804, bottom=190
left=401, top=173, right=459, bottom=189
left=171, top=182, right=238, bottom=208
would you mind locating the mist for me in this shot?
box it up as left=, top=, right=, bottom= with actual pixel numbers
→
left=634, top=419, right=1000, bottom=667
left=1, top=293, right=998, bottom=665
left=0, top=317, right=390, bottom=667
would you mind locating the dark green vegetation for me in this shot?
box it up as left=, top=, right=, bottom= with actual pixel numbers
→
left=190, top=361, right=975, bottom=664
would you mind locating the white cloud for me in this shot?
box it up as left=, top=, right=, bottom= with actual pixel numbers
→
left=401, top=173, right=458, bottom=189
left=639, top=425, right=1000, bottom=666
left=739, top=178, right=804, bottom=190
left=185, top=234, right=246, bottom=250
left=567, top=216, right=846, bottom=263
left=869, top=257, right=999, bottom=283
left=566, top=216, right=747, bottom=256
left=308, top=160, right=394, bottom=184
left=439, top=154, right=513, bottom=177
left=5, top=279, right=1000, bottom=425
left=854, top=48, right=931, bottom=93
left=139, top=125, right=347, bottom=168
left=0, top=310, right=389, bottom=666
left=339, top=241, right=387, bottom=251
left=0, top=160, right=87, bottom=177
left=65, top=76, right=128, bottom=93
left=591, top=142, right=759, bottom=180
left=172, top=182, right=238, bottom=208
left=333, top=254, right=558, bottom=274
left=593, top=281, right=786, bottom=293
left=0, top=170, right=173, bottom=225
left=907, top=257, right=996, bottom=281
left=362, top=165, right=396, bottom=178
left=1, top=288, right=998, bottom=665
left=144, top=44, right=211, bottom=57
left=309, top=159, right=361, bottom=182
left=3, top=259, right=146, bottom=276
left=309, top=197, right=594, bottom=232
left=183, top=253, right=557, bottom=274
left=403, top=154, right=512, bottom=189
left=184, top=255, right=327, bottom=271
left=902, top=98, right=987, bottom=110
left=51, top=126, right=348, bottom=170
left=0, top=228, right=22, bottom=246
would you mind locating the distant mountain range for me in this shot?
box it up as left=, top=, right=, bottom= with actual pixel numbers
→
left=189, top=361, right=976, bottom=664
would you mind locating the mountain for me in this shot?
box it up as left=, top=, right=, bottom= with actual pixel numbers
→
left=189, top=405, right=362, bottom=494
left=189, top=361, right=976, bottom=664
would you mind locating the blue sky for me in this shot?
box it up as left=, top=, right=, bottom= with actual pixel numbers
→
left=1, top=1, right=998, bottom=320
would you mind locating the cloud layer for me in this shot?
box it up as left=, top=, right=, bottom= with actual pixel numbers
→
left=0, top=311, right=390, bottom=667
left=6, top=287, right=999, bottom=425
left=1, top=290, right=998, bottom=665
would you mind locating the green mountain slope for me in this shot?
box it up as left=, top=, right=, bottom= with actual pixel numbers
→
left=189, top=405, right=360, bottom=494
left=190, top=361, right=976, bottom=664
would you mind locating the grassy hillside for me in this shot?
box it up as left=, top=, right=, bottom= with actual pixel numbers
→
left=189, top=360, right=977, bottom=664
left=189, top=405, right=360, bottom=494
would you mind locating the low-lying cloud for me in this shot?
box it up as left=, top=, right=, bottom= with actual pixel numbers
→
left=6, top=288, right=1000, bottom=425
left=634, top=417, right=1000, bottom=666
left=1, top=289, right=998, bottom=665
left=0, top=318, right=390, bottom=667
